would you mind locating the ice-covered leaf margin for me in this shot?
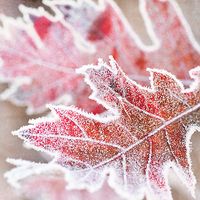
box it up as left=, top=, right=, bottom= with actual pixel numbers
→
left=5, top=159, right=123, bottom=200
left=9, top=57, right=200, bottom=200
left=0, top=0, right=199, bottom=114
left=5, top=159, right=65, bottom=189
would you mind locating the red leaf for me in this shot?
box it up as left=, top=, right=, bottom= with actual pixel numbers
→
left=14, top=58, right=200, bottom=200
left=0, top=0, right=199, bottom=114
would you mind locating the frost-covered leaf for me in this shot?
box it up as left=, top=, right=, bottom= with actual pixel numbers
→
left=5, top=159, right=123, bottom=200
left=23, top=176, right=123, bottom=200
left=14, top=58, right=200, bottom=200
left=0, top=0, right=200, bottom=114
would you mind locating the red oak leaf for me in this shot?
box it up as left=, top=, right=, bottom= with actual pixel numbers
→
left=0, top=0, right=199, bottom=114
left=54, top=0, right=200, bottom=80
left=14, top=58, right=200, bottom=200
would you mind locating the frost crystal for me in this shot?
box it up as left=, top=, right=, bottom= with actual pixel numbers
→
left=0, top=0, right=199, bottom=113
left=12, top=58, right=200, bottom=200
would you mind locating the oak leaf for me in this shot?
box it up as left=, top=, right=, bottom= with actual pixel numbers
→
left=14, top=58, right=200, bottom=200
left=0, top=0, right=199, bottom=114
left=5, top=159, right=123, bottom=200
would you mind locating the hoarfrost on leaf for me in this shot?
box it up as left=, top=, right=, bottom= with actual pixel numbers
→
left=5, top=159, right=123, bottom=200
left=13, top=58, right=200, bottom=200
left=0, top=0, right=199, bottom=114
